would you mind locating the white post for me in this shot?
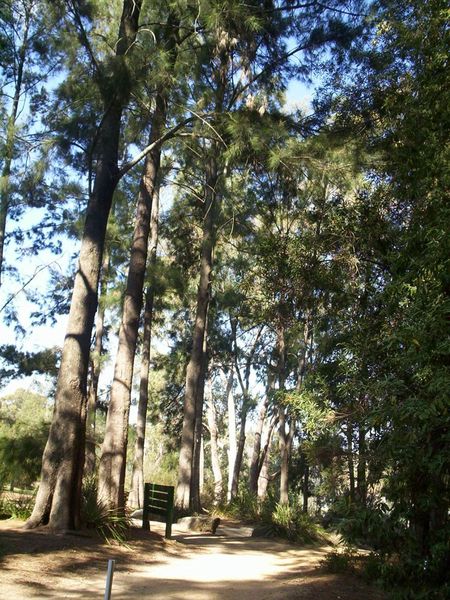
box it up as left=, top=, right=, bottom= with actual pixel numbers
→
left=104, top=559, right=115, bottom=600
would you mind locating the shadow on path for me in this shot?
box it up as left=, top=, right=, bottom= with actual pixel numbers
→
left=0, top=518, right=386, bottom=599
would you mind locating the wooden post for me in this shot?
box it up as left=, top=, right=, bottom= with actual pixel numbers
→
left=104, top=559, right=115, bottom=600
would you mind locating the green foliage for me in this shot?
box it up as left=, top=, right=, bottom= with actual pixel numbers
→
left=326, top=497, right=399, bottom=552
left=81, top=477, right=132, bottom=545
left=0, top=493, right=35, bottom=520
left=221, top=490, right=322, bottom=544
left=0, top=389, right=50, bottom=488
left=270, top=502, right=323, bottom=544
left=225, top=488, right=261, bottom=522
left=320, top=545, right=358, bottom=574
left=0, top=345, right=59, bottom=383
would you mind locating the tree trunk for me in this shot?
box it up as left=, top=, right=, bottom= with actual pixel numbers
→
left=356, top=425, right=367, bottom=506
left=176, top=154, right=218, bottom=512
left=26, top=0, right=142, bottom=530
left=128, top=184, right=159, bottom=509
left=0, top=4, right=30, bottom=286
left=199, top=436, right=205, bottom=494
left=276, top=322, right=291, bottom=505
left=206, top=375, right=222, bottom=503
left=98, top=84, right=168, bottom=509
left=230, top=406, right=247, bottom=499
left=279, top=410, right=289, bottom=505
left=230, top=322, right=263, bottom=500
left=84, top=249, right=110, bottom=478
left=346, top=421, right=355, bottom=503
left=226, top=368, right=236, bottom=502
left=249, top=375, right=274, bottom=494
left=190, top=322, right=208, bottom=513
left=302, top=463, right=310, bottom=513
left=257, top=421, right=276, bottom=501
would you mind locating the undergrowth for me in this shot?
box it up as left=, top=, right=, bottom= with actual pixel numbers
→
left=0, top=493, right=35, bottom=520
left=82, top=477, right=132, bottom=545
left=218, top=489, right=324, bottom=544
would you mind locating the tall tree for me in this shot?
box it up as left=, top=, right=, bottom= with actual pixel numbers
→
left=26, top=0, right=143, bottom=530
left=128, top=183, right=160, bottom=509
left=98, top=11, right=182, bottom=511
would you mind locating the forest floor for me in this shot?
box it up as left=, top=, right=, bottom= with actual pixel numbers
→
left=0, top=518, right=386, bottom=599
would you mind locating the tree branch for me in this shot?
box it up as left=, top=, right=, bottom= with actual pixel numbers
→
left=117, top=116, right=195, bottom=178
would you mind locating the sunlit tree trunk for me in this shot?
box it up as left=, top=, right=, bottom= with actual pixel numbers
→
left=128, top=184, right=159, bottom=508
left=84, top=249, right=110, bottom=478
left=26, top=0, right=142, bottom=530
left=98, top=86, right=169, bottom=509
left=191, top=318, right=209, bottom=512
left=206, top=374, right=223, bottom=503
left=257, top=420, right=276, bottom=501
left=249, top=373, right=274, bottom=494
left=226, top=368, right=236, bottom=502
left=231, top=404, right=247, bottom=499
left=176, top=154, right=218, bottom=511
left=230, top=322, right=263, bottom=499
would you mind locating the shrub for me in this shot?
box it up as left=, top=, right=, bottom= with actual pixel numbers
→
left=321, top=546, right=358, bottom=574
left=0, top=493, right=34, bottom=520
left=270, top=502, right=322, bottom=543
left=225, top=489, right=260, bottom=521
left=81, top=477, right=132, bottom=545
left=325, top=496, right=400, bottom=551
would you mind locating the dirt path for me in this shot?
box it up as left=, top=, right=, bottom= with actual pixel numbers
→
left=0, top=519, right=385, bottom=599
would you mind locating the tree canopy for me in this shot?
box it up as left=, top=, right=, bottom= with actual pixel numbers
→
left=0, top=1, right=448, bottom=597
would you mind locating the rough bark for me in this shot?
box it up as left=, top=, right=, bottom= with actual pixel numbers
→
left=230, top=322, right=263, bottom=500
left=176, top=155, right=218, bottom=511
left=249, top=373, right=274, bottom=494
left=226, top=368, right=236, bottom=502
left=257, top=422, right=276, bottom=501
left=206, top=376, right=222, bottom=503
left=128, top=187, right=159, bottom=509
left=26, top=0, right=142, bottom=530
left=190, top=318, right=209, bottom=513
left=249, top=399, right=268, bottom=495
left=231, top=405, right=247, bottom=499
left=0, top=3, right=30, bottom=286
left=176, top=33, right=228, bottom=511
left=84, top=249, right=110, bottom=478
left=98, top=86, right=167, bottom=510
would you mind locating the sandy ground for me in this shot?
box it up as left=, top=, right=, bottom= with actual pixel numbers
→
left=0, top=518, right=385, bottom=599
